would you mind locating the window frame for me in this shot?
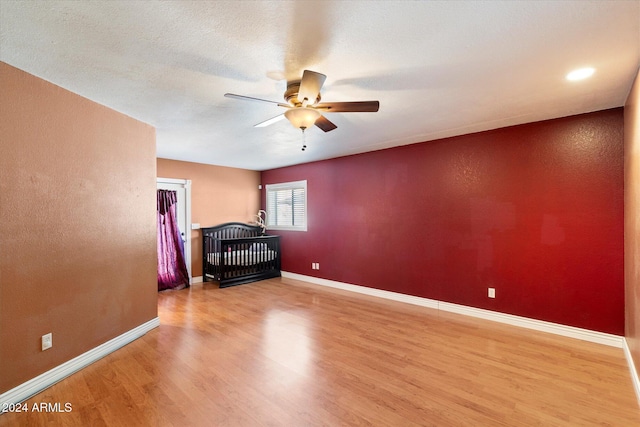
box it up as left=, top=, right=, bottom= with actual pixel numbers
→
left=265, top=180, right=308, bottom=232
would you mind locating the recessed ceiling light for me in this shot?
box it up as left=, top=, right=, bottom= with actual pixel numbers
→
left=566, top=67, right=595, bottom=81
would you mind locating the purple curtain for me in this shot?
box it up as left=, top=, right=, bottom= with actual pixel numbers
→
left=157, top=189, right=189, bottom=291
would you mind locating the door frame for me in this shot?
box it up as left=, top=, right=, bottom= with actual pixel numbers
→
left=157, top=177, right=192, bottom=283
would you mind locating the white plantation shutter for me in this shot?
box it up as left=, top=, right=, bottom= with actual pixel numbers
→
left=266, top=180, right=307, bottom=231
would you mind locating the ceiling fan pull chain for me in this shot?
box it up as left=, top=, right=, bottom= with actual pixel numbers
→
left=301, top=127, right=307, bottom=151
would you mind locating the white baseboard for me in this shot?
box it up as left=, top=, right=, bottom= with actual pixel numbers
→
left=0, top=317, right=160, bottom=406
left=281, top=272, right=623, bottom=348
left=191, top=276, right=203, bottom=284
left=623, top=338, right=640, bottom=407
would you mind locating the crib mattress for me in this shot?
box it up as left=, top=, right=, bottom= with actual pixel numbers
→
left=207, top=249, right=277, bottom=266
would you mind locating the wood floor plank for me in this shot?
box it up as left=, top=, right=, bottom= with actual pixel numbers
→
left=1, top=277, right=639, bottom=426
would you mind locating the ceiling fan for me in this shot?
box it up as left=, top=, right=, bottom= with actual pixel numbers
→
left=224, top=70, right=379, bottom=134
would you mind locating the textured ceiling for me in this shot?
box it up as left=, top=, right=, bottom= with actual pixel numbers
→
left=1, top=1, right=639, bottom=171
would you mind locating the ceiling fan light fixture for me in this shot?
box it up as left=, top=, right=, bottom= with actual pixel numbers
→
left=284, top=107, right=321, bottom=130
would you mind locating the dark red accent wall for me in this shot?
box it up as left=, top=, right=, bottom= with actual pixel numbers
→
left=262, top=109, right=624, bottom=335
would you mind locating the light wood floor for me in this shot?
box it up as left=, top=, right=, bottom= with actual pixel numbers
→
left=2, top=277, right=639, bottom=426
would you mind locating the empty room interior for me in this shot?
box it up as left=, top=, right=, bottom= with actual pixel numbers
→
left=2, top=1, right=640, bottom=425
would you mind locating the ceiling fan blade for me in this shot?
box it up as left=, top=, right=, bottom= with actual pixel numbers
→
left=224, top=93, right=289, bottom=108
left=314, top=115, right=337, bottom=132
left=315, top=101, right=380, bottom=112
left=254, top=114, right=286, bottom=128
left=298, top=70, right=326, bottom=106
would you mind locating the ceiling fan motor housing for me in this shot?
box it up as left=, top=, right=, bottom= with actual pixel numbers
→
left=285, top=81, right=321, bottom=106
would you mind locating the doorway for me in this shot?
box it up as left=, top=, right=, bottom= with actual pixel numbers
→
left=157, top=178, right=192, bottom=282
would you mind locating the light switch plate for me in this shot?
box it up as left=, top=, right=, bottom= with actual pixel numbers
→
left=42, top=333, right=52, bottom=351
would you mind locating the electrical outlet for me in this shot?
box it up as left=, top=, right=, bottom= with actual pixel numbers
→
left=488, top=288, right=496, bottom=299
left=312, top=262, right=320, bottom=270
left=316, top=263, right=320, bottom=270
left=41, top=333, right=52, bottom=351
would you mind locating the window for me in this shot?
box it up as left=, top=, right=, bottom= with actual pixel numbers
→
left=265, top=180, right=307, bottom=231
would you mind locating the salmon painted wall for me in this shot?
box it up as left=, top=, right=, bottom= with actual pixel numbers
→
left=0, top=62, right=158, bottom=393
left=157, top=159, right=260, bottom=278
left=262, top=109, right=624, bottom=335
left=625, top=69, right=640, bottom=379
